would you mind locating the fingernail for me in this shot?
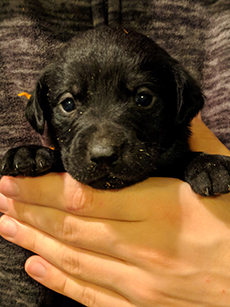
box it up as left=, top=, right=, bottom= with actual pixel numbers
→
left=26, top=260, right=47, bottom=278
left=0, top=177, right=20, bottom=198
left=0, top=194, right=9, bottom=212
left=0, top=216, right=17, bottom=238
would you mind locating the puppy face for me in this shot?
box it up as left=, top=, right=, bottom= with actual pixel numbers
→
left=26, top=26, right=204, bottom=188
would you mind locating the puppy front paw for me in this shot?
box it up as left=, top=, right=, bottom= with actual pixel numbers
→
left=185, top=153, right=230, bottom=196
left=1, top=145, right=64, bottom=177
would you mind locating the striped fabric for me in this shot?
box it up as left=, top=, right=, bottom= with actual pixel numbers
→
left=0, top=1, right=229, bottom=306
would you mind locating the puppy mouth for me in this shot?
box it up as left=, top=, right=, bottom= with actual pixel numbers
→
left=78, top=171, right=150, bottom=189
left=65, top=156, right=156, bottom=189
left=87, top=174, right=127, bottom=189
left=67, top=165, right=130, bottom=189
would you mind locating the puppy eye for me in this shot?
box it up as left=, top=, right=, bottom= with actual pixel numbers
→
left=61, top=98, right=76, bottom=112
left=135, top=90, right=156, bottom=109
left=59, top=94, right=76, bottom=113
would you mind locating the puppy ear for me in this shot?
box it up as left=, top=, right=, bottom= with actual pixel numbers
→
left=25, top=73, right=49, bottom=134
left=175, top=66, right=204, bottom=124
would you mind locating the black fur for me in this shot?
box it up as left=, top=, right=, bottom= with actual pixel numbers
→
left=1, top=26, right=230, bottom=196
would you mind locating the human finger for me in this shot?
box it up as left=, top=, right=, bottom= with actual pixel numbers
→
left=26, top=252, right=230, bottom=307
left=0, top=174, right=183, bottom=221
left=0, top=193, right=145, bottom=258
left=0, top=214, right=156, bottom=307
left=0, top=215, right=208, bottom=307
left=25, top=255, right=132, bottom=307
left=0, top=180, right=190, bottom=259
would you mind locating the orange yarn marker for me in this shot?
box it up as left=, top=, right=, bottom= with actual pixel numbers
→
left=18, top=92, right=31, bottom=100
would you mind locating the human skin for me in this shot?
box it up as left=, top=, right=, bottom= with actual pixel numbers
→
left=0, top=115, right=230, bottom=306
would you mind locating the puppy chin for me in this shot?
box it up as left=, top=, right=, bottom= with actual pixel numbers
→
left=79, top=173, right=149, bottom=189
left=66, top=165, right=150, bottom=189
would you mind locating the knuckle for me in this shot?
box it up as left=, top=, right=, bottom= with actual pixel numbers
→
left=24, top=230, right=40, bottom=254
left=67, top=183, right=95, bottom=215
left=61, top=248, right=82, bottom=277
left=19, top=201, right=34, bottom=224
left=19, top=202, right=28, bottom=221
left=129, top=281, right=159, bottom=306
left=81, top=286, right=97, bottom=307
left=54, top=214, right=77, bottom=243
left=54, top=274, right=69, bottom=295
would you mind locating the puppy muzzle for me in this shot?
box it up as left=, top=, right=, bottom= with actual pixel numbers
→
left=61, top=123, right=156, bottom=189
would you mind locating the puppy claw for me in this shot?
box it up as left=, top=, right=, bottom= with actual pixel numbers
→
left=37, top=160, right=44, bottom=168
left=1, top=163, right=6, bottom=172
left=204, top=187, right=210, bottom=197
left=15, top=162, right=21, bottom=170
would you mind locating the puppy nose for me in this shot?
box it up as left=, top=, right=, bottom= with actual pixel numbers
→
left=90, top=144, right=118, bottom=166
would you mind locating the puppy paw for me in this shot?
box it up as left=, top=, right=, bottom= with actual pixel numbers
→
left=185, top=153, right=230, bottom=196
left=1, top=146, right=64, bottom=177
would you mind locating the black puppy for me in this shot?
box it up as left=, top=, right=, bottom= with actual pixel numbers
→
left=1, top=26, right=230, bottom=196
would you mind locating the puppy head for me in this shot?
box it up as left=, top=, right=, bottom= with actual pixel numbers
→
left=26, top=26, right=204, bottom=188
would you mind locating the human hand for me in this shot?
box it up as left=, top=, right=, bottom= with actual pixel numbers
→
left=0, top=116, right=230, bottom=307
